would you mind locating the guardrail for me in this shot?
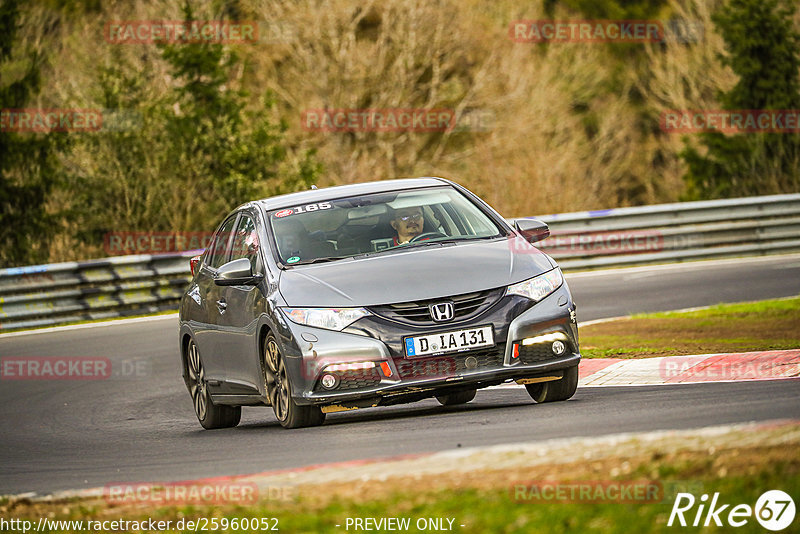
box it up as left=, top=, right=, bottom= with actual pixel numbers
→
left=0, top=254, right=195, bottom=331
left=1, top=193, right=799, bottom=331
left=524, top=192, right=800, bottom=270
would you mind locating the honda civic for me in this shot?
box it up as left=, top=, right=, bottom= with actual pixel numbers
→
left=178, top=177, right=580, bottom=429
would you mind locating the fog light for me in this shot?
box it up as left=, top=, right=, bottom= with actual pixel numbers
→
left=522, top=332, right=568, bottom=345
left=327, top=361, right=375, bottom=372
left=552, top=340, right=566, bottom=355
left=321, top=374, right=338, bottom=389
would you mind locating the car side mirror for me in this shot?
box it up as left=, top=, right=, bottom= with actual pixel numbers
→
left=214, top=258, right=264, bottom=286
left=514, top=219, right=550, bottom=244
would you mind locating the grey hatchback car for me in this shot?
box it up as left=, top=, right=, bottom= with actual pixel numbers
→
left=178, top=178, right=580, bottom=429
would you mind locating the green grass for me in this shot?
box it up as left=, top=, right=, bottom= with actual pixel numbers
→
left=580, top=296, right=800, bottom=359
left=16, top=458, right=797, bottom=534
left=633, top=297, right=800, bottom=319
left=258, top=467, right=795, bottom=533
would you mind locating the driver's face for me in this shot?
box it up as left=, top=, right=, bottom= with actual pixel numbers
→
left=391, top=207, right=424, bottom=242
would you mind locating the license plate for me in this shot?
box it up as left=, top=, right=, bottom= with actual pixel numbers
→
left=404, top=325, right=494, bottom=358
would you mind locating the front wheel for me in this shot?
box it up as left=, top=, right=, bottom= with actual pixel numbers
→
left=186, top=339, right=241, bottom=429
left=264, top=334, right=326, bottom=429
left=525, top=365, right=578, bottom=403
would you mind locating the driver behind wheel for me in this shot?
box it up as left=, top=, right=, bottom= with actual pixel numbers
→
left=390, top=206, right=425, bottom=245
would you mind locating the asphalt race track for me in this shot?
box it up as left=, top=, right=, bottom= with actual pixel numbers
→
left=1, top=254, right=799, bottom=495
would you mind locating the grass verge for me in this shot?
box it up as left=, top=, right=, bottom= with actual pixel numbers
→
left=579, top=296, right=800, bottom=359
left=3, top=423, right=799, bottom=533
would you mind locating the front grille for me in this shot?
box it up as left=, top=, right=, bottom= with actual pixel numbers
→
left=395, top=344, right=505, bottom=380
left=316, top=368, right=382, bottom=391
left=518, top=343, right=563, bottom=365
left=369, top=288, right=505, bottom=326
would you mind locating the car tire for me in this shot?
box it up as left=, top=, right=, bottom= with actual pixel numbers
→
left=435, top=389, right=477, bottom=406
left=264, top=333, right=326, bottom=429
left=187, top=339, right=241, bottom=429
left=525, top=364, right=578, bottom=403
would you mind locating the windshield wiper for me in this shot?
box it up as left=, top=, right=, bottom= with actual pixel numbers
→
left=288, top=255, right=352, bottom=266
left=402, top=235, right=500, bottom=250
left=444, top=235, right=502, bottom=242
left=404, top=240, right=454, bottom=248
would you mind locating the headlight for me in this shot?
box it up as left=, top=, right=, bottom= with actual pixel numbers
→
left=507, top=268, right=563, bottom=302
left=282, top=307, right=371, bottom=331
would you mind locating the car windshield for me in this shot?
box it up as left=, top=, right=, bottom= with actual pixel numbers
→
left=267, top=186, right=504, bottom=265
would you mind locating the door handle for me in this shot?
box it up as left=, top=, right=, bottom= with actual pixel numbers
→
left=216, top=299, right=227, bottom=313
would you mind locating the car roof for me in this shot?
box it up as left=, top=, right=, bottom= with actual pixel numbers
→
left=254, top=177, right=452, bottom=211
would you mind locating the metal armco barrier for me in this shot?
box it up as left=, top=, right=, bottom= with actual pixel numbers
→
left=1, top=193, right=799, bottom=331
left=522, top=193, right=800, bottom=270
left=0, top=253, right=195, bottom=331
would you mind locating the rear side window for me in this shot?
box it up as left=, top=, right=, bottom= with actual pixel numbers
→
left=206, top=215, right=238, bottom=269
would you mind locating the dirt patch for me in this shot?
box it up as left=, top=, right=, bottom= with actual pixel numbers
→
left=293, top=443, right=799, bottom=507
left=287, top=422, right=800, bottom=507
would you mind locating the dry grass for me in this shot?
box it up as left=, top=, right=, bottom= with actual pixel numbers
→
left=246, top=0, right=738, bottom=215
left=15, top=0, right=797, bottom=261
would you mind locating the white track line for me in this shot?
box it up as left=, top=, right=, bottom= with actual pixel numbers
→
left=0, top=313, right=178, bottom=339
left=564, top=252, right=800, bottom=278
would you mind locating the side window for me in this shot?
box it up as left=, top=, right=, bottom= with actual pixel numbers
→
left=206, top=216, right=238, bottom=269
left=230, top=214, right=261, bottom=273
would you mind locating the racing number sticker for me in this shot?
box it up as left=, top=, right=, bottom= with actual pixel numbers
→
left=273, top=203, right=332, bottom=218
left=293, top=202, right=332, bottom=214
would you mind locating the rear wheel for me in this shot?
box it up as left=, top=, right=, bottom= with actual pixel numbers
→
left=436, top=389, right=477, bottom=406
left=187, top=339, right=241, bottom=429
left=525, top=365, right=578, bottom=403
left=264, top=333, right=326, bottom=429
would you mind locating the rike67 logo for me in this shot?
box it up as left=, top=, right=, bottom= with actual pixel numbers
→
left=668, top=490, right=795, bottom=531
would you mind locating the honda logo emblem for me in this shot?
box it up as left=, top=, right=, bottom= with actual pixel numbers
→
left=429, top=301, right=454, bottom=322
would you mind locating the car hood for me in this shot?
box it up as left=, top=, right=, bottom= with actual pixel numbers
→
left=278, top=237, right=555, bottom=307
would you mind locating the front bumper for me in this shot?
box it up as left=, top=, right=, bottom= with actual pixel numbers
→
left=278, top=282, right=580, bottom=406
